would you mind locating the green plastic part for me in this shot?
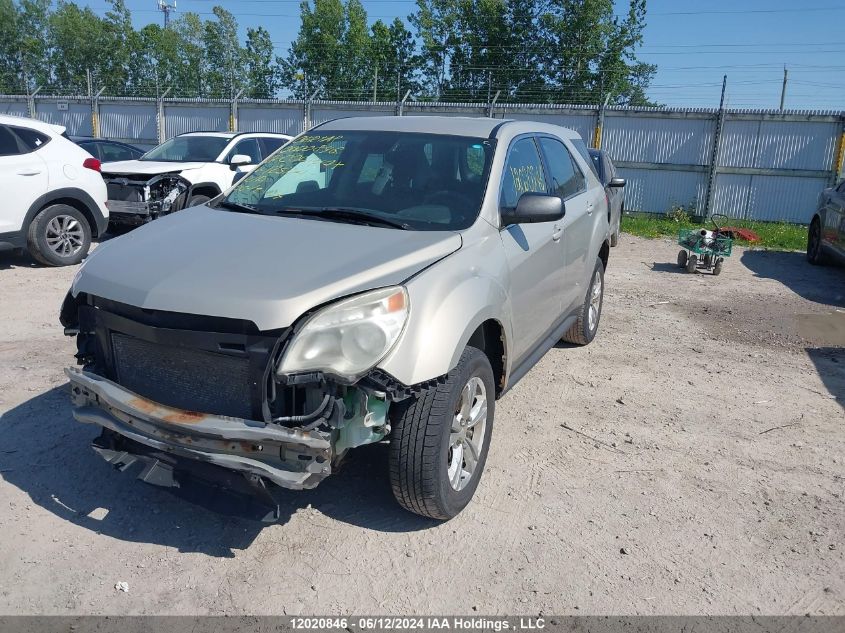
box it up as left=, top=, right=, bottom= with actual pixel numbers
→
left=334, top=389, right=389, bottom=454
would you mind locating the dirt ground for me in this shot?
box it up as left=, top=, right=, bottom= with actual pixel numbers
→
left=0, top=235, right=843, bottom=616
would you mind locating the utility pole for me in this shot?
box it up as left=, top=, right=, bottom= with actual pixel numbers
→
left=157, top=0, right=177, bottom=28
left=373, top=66, right=378, bottom=103
left=704, top=75, right=728, bottom=220
left=780, top=66, right=788, bottom=111
left=487, top=70, right=492, bottom=104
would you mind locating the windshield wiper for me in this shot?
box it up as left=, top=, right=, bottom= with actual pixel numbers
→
left=216, top=199, right=259, bottom=215
left=274, top=207, right=410, bottom=230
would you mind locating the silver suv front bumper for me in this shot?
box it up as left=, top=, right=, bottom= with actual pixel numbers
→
left=65, top=367, right=333, bottom=490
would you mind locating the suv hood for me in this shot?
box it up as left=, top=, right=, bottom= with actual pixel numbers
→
left=73, top=206, right=462, bottom=330
left=101, top=160, right=208, bottom=175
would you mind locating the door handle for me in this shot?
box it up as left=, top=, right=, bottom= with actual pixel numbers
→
left=552, top=224, right=563, bottom=241
left=17, top=170, right=42, bottom=176
left=586, top=202, right=594, bottom=215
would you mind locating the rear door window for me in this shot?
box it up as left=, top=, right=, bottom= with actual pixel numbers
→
left=538, top=137, right=586, bottom=199
left=260, top=136, right=287, bottom=158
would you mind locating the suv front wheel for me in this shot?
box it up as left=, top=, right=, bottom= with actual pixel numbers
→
left=27, top=204, right=92, bottom=267
left=389, top=346, right=495, bottom=520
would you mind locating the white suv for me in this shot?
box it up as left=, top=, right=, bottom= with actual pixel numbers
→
left=101, top=131, right=292, bottom=228
left=0, top=114, right=109, bottom=266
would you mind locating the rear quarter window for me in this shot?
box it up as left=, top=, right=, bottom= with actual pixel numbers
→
left=9, top=126, right=51, bottom=153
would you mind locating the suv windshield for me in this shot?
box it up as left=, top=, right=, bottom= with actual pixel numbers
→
left=223, top=130, right=495, bottom=231
left=141, top=135, right=230, bottom=162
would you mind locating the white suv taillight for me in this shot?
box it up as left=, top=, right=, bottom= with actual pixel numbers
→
left=83, top=157, right=101, bottom=173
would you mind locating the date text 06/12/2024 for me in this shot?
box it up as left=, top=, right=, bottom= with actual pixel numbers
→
left=289, top=617, right=547, bottom=630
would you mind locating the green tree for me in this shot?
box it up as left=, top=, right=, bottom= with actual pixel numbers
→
left=203, top=6, right=244, bottom=98
left=244, top=26, right=279, bottom=98
left=341, top=0, right=370, bottom=98
left=101, top=0, right=136, bottom=93
left=283, top=0, right=345, bottom=98
left=409, top=0, right=460, bottom=98
left=0, top=0, right=20, bottom=93
left=172, top=11, right=206, bottom=97
left=17, top=0, right=52, bottom=90
left=49, top=1, right=107, bottom=92
left=542, top=0, right=655, bottom=105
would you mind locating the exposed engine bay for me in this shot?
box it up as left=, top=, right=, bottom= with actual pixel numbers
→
left=104, top=172, right=190, bottom=225
left=60, top=292, right=403, bottom=520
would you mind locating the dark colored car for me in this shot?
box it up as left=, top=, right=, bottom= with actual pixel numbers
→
left=589, top=149, right=626, bottom=247
left=72, top=137, right=144, bottom=163
left=808, top=179, right=845, bottom=265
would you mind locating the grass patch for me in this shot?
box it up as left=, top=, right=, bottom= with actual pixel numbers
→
left=622, top=214, right=808, bottom=251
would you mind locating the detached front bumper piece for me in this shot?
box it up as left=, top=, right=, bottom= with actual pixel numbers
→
left=65, top=367, right=333, bottom=492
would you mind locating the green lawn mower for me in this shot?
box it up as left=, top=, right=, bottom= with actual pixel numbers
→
left=677, top=214, right=734, bottom=275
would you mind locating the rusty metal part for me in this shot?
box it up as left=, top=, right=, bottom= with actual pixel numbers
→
left=65, top=367, right=334, bottom=490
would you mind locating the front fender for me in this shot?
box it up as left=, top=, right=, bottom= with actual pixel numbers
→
left=377, top=224, right=512, bottom=387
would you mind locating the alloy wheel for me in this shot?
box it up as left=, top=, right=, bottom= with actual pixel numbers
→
left=45, top=215, right=85, bottom=258
left=587, top=269, right=603, bottom=332
left=447, top=376, right=488, bottom=491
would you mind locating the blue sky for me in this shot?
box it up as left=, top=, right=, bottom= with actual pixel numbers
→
left=84, top=0, right=845, bottom=110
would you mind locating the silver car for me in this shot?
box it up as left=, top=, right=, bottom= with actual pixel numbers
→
left=808, top=180, right=845, bottom=265
left=60, top=117, right=611, bottom=520
left=589, top=148, right=626, bottom=247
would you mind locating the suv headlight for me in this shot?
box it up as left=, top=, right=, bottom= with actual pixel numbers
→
left=278, top=286, right=409, bottom=381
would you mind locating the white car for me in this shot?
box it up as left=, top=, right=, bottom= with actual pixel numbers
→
left=101, top=131, right=291, bottom=228
left=0, top=114, right=109, bottom=266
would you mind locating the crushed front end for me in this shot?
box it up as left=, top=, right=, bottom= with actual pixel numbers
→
left=103, top=172, right=190, bottom=226
left=61, top=293, right=399, bottom=519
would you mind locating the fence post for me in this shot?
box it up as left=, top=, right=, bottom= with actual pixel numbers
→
left=487, top=90, right=500, bottom=118
left=703, top=76, right=728, bottom=220
left=592, top=94, right=611, bottom=149
left=396, top=89, right=411, bottom=116
left=91, top=87, right=105, bottom=138
left=157, top=87, right=171, bottom=144
left=832, top=116, right=845, bottom=185
left=27, top=86, right=41, bottom=118
left=304, top=89, right=319, bottom=131
left=230, top=89, right=243, bottom=132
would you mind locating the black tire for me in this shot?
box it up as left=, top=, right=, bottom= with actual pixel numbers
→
left=389, top=346, right=495, bottom=520
left=187, top=194, right=211, bottom=208
left=562, top=257, right=605, bottom=346
left=677, top=250, right=688, bottom=268
left=26, top=204, right=91, bottom=267
left=713, top=258, right=723, bottom=276
left=807, top=217, right=826, bottom=265
left=686, top=253, right=698, bottom=274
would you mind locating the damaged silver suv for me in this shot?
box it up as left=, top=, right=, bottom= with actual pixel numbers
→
left=61, top=116, right=610, bottom=520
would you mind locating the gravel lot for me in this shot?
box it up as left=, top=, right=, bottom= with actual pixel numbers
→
left=0, top=235, right=843, bottom=616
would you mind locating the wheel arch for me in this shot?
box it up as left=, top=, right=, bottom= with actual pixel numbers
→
left=188, top=182, right=223, bottom=201
left=465, top=319, right=507, bottom=398
left=599, top=238, right=610, bottom=271
left=24, top=188, right=107, bottom=238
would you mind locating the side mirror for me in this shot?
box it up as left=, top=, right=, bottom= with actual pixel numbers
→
left=229, top=154, right=252, bottom=169
left=608, top=177, right=626, bottom=188
left=501, top=193, right=565, bottom=226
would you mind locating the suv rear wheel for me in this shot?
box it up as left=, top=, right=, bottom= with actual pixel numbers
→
left=562, top=257, right=605, bottom=345
left=27, top=204, right=92, bottom=267
left=389, top=346, right=495, bottom=520
left=807, top=217, right=826, bottom=265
